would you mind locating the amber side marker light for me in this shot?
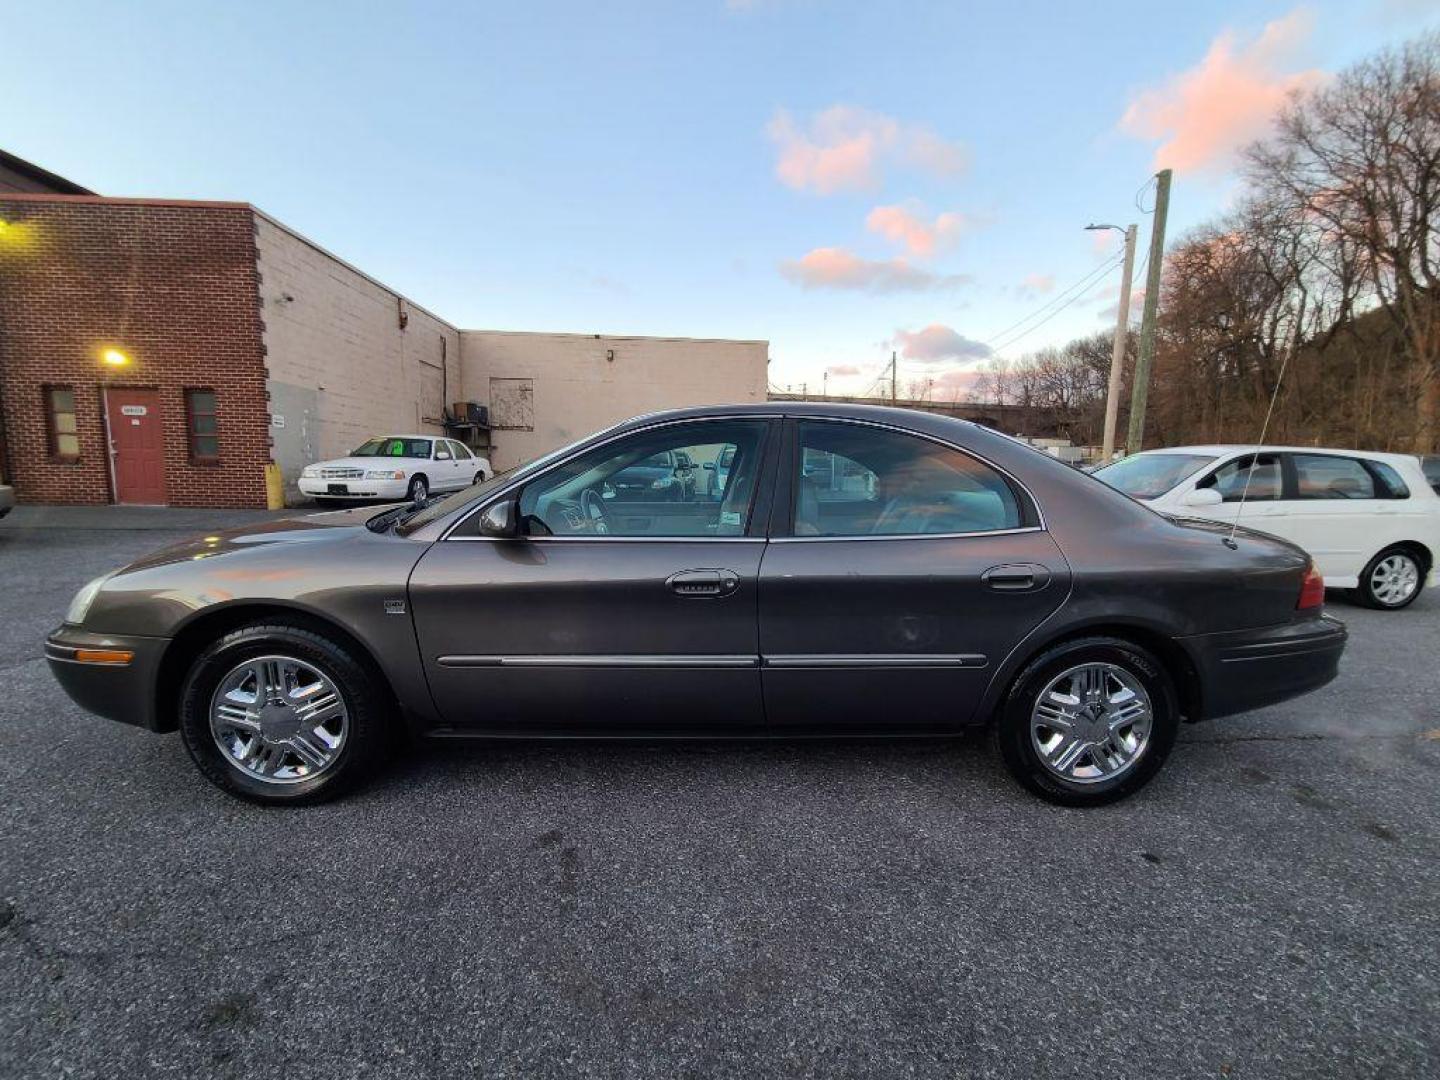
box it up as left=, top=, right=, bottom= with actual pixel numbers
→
left=74, top=649, right=135, bottom=665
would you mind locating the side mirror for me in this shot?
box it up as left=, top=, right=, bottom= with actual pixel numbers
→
left=478, top=497, right=518, bottom=539
left=435, top=450, right=453, bottom=461
left=1182, top=487, right=1223, bottom=508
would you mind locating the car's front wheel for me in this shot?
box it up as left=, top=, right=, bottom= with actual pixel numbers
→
left=994, top=637, right=1179, bottom=807
left=1355, top=546, right=1424, bottom=610
left=406, top=475, right=428, bottom=502
left=178, top=619, right=391, bottom=805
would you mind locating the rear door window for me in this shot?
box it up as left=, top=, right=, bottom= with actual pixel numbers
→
left=792, top=421, right=1023, bottom=537
left=1289, top=454, right=1376, bottom=500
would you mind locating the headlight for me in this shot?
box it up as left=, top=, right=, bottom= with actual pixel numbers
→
left=301, top=466, right=320, bottom=478
left=66, top=573, right=116, bottom=626
left=365, top=469, right=406, bottom=480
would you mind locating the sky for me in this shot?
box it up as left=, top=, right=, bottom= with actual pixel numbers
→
left=4, top=0, right=1438, bottom=399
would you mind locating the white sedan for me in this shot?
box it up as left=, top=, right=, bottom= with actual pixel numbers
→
left=1093, top=445, right=1440, bottom=610
left=299, top=435, right=491, bottom=504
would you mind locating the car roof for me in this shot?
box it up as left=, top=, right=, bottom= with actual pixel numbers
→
left=1136, top=444, right=1422, bottom=467
left=617, top=400, right=986, bottom=428
left=361, top=434, right=441, bottom=441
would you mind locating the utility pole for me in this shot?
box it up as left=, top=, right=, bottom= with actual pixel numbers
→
left=1127, top=168, right=1171, bottom=453
left=822, top=371, right=828, bottom=398
left=890, top=351, right=898, bottom=403
left=1088, top=222, right=1138, bottom=460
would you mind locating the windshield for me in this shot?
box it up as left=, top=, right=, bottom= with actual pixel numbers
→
left=394, top=425, right=624, bottom=536
left=1093, top=453, right=1217, bottom=499
left=351, top=437, right=432, bottom=458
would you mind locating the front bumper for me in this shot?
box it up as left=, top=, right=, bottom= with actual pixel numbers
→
left=298, top=477, right=409, bottom=500
left=46, top=625, right=170, bottom=732
left=1181, top=614, right=1347, bottom=721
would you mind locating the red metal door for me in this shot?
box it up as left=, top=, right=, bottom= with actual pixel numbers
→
left=106, top=389, right=167, bottom=504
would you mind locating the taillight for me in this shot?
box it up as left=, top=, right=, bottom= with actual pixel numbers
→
left=1297, top=562, right=1325, bottom=611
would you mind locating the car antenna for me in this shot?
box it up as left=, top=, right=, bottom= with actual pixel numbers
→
left=1226, top=329, right=1298, bottom=550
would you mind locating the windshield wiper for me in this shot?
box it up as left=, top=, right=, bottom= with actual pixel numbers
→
left=364, top=505, right=413, bottom=533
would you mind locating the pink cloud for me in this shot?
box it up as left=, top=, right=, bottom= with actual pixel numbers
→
left=779, top=248, right=972, bottom=293
left=865, top=203, right=968, bottom=257
left=1091, top=229, right=1118, bottom=256
left=893, top=323, right=992, bottom=363
left=767, top=106, right=968, bottom=194
left=826, top=363, right=863, bottom=376
left=1018, top=272, right=1056, bottom=298
left=1119, top=8, right=1326, bottom=174
left=930, top=368, right=983, bottom=397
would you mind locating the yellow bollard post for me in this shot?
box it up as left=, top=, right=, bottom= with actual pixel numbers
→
left=264, top=463, right=285, bottom=510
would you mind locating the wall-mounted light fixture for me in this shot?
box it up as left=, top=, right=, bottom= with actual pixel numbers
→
left=101, top=347, right=132, bottom=369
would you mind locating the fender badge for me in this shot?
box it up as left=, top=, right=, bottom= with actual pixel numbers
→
left=383, top=599, right=407, bottom=615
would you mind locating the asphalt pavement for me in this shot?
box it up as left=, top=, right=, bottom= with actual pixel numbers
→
left=1, top=505, right=1437, bottom=1079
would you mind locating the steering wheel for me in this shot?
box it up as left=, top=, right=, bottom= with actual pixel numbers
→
left=580, top=487, right=610, bottom=535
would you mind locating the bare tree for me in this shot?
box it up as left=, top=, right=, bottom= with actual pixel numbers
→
left=1246, top=32, right=1440, bottom=451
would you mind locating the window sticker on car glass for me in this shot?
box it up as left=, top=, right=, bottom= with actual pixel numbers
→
left=720, top=510, right=742, bottom=527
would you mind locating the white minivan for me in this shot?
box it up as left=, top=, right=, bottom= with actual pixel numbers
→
left=1094, top=445, right=1440, bottom=610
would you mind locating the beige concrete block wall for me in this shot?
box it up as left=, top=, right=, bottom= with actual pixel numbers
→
left=253, top=212, right=462, bottom=498
left=458, top=331, right=768, bottom=469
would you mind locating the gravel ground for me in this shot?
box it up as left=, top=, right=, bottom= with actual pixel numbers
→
left=1, top=506, right=1437, bottom=1080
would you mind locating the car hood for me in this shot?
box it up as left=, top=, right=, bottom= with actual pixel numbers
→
left=309, top=457, right=422, bottom=471
left=116, top=505, right=403, bottom=573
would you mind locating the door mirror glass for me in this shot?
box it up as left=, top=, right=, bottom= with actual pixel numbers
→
left=478, top=497, right=518, bottom=539
left=1182, top=487, right=1223, bottom=508
left=435, top=450, right=452, bottom=461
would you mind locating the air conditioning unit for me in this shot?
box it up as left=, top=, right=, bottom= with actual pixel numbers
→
left=450, top=402, right=489, bottom=427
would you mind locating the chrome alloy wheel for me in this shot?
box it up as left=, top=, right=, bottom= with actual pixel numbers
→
left=210, top=655, right=348, bottom=784
left=1029, top=662, right=1153, bottom=785
left=1369, top=553, right=1420, bottom=607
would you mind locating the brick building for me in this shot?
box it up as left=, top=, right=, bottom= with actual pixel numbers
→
left=0, top=154, right=767, bottom=509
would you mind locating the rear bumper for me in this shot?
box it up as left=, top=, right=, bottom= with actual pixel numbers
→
left=1181, top=614, right=1347, bottom=721
left=46, top=625, right=169, bottom=732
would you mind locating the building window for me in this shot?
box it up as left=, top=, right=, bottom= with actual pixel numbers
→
left=45, top=387, right=80, bottom=460
left=185, top=389, right=219, bottom=462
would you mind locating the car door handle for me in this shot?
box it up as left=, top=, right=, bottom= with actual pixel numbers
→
left=981, top=563, right=1051, bottom=593
left=666, top=568, right=741, bottom=598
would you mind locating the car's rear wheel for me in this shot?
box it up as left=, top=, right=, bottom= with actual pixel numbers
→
left=1355, top=546, right=1424, bottom=610
left=473, top=470, right=487, bottom=486
left=406, top=475, right=428, bottom=502
left=178, top=620, right=390, bottom=805
left=994, top=637, right=1179, bottom=806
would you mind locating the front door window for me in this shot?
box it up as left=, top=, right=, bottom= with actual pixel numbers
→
left=517, top=421, right=768, bottom=537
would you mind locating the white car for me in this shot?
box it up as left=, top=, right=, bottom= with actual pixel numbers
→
left=299, top=435, right=491, bottom=504
left=1093, top=445, right=1440, bottom=610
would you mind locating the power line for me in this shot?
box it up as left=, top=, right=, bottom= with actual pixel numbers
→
left=991, top=258, right=1124, bottom=356
left=985, top=254, right=1124, bottom=353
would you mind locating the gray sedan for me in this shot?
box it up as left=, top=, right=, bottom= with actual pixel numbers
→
left=47, top=403, right=1346, bottom=806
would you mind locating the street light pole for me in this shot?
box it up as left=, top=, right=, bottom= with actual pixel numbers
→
left=1087, top=223, right=1137, bottom=460
left=1128, top=168, right=1172, bottom=453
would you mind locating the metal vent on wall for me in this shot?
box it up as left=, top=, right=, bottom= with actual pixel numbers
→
left=488, top=378, right=534, bottom=431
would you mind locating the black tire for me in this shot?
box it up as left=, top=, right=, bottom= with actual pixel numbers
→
left=473, top=471, right=487, bottom=486
left=1354, top=545, right=1425, bottom=610
left=993, top=636, right=1179, bottom=807
left=406, top=475, right=428, bottom=502
left=178, top=619, right=392, bottom=805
